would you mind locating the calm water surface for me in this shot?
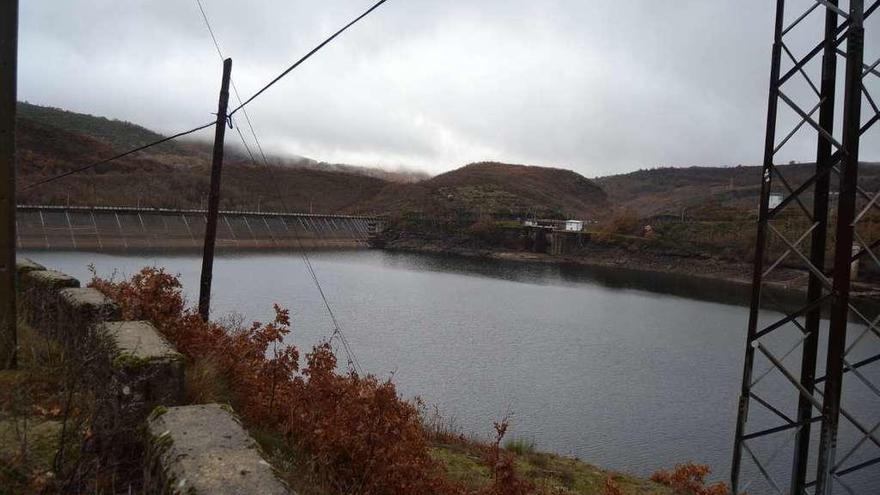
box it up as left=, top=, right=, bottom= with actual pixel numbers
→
left=21, top=249, right=880, bottom=492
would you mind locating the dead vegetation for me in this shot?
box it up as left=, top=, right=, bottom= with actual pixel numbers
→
left=0, top=318, right=147, bottom=493
left=85, top=266, right=728, bottom=495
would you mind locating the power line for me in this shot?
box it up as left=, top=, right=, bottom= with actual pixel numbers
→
left=22, top=0, right=230, bottom=192
left=231, top=115, right=364, bottom=375
left=195, top=0, right=269, bottom=168
left=196, top=0, right=364, bottom=374
left=228, top=0, right=390, bottom=116
left=23, top=0, right=390, bottom=195
left=22, top=120, right=215, bottom=190
left=195, top=0, right=224, bottom=61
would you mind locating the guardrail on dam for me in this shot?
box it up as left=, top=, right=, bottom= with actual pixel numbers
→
left=15, top=205, right=382, bottom=250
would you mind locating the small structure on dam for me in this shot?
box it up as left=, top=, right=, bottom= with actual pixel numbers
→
left=16, top=205, right=381, bottom=250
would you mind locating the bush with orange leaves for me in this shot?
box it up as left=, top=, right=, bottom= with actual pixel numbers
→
left=90, top=266, right=728, bottom=495
left=650, top=463, right=729, bottom=495
left=89, top=267, right=455, bottom=494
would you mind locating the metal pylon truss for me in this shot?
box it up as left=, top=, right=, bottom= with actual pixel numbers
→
left=732, top=1, right=880, bottom=494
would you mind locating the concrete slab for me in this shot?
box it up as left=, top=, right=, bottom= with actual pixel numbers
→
left=19, top=269, right=80, bottom=334
left=103, top=321, right=181, bottom=362
left=57, top=288, right=120, bottom=344
left=58, top=287, right=118, bottom=311
left=15, top=258, right=45, bottom=277
left=144, top=404, right=291, bottom=495
left=21, top=269, right=79, bottom=291
left=95, top=321, right=185, bottom=441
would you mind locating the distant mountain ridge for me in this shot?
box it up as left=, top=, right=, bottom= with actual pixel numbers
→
left=18, top=101, right=878, bottom=222
left=358, top=162, right=609, bottom=219
left=13, top=103, right=609, bottom=219
left=14, top=102, right=388, bottom=212
left=18, top=101, right=182, bottom=155
left=597, top=163, right=880, bottom=218
left=16, top=102, right=427, bottom=184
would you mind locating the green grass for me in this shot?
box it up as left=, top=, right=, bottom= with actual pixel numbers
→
left=0, top=418, right=62, bottom=472
left=504, top=437, right=536, bottom=455
left=430, top=442, right=672, bottom=495
left=0, top=321, right=65, bottom=494
left=430, top=444, right=492, bottom=491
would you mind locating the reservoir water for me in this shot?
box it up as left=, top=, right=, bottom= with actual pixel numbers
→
left=21, top=249, right=880, bottom=492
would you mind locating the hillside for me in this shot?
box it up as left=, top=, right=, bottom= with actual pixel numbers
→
left=359, top=162, right=609, bottom=221
left=16, top=102, right=426, bottom=182
left=20, top=101, right=880, bottom=225
left=14, top=104, right=610, bottom=220
left=14, top=103, right=388, bottom=213
left=18, top=101, right=183, bottom=155
left=597, top=163, right=880, bottom=219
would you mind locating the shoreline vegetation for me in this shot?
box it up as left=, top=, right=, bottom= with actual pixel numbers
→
left=375, top=222, right=880, bottom=305
left=378, top=230, right=798, bottom=295
left=2, top=265, right=730, bottom=494
left=383, top=234, right=760, bottom=288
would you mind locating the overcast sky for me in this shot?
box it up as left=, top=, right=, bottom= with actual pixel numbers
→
left=17, top=0, right=880, bottom=177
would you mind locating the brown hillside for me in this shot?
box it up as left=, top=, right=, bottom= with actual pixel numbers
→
left=596, top=163, right=880, bottom=219
left=15, top=116, right=387, bottom=214
left=357, top=162, right=608, bottom=220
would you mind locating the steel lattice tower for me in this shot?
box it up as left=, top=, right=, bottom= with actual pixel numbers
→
left=732, top=1, right=879, bottom=494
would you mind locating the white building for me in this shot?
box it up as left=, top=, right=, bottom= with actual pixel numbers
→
left=564, top=220, right=584, bottom=232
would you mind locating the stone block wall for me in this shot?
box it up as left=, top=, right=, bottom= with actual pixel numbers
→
left=18, top=268, right=80, bottom=335
left=144, top=404, right=289, bottom=495
left=57, top=287, right=121, bottom=346
left=14, top=258, right=291, bottom=494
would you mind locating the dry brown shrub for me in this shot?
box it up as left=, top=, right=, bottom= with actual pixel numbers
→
left=477, top=419, right=533, bottom=495
left=88, top=267, right=736, bottom=495
left=602, top=476, right=624, bottom=495
left=595, top=208, right=641, bottom=239
left=650, top=462, right=729, bottom=495
left=183, top=356, right=230, bottom=404
left=90, top=267, right=464, bottom=494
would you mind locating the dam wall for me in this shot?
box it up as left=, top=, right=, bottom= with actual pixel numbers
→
left=16, top=205, right=379, bottom=250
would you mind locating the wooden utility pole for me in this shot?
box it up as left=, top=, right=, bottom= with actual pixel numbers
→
left=0, top=0, right=18, bottom=369
left=198, top=58, right=232, bottom=321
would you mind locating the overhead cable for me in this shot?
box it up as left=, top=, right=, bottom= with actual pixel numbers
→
left=23, top=121, right=215, bottom=190
left=196, top=0, right=365, bottom=373
left=228, top=0, right=390, bottom=116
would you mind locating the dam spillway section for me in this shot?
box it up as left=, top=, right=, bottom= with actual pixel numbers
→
left=15, top=205, right=383, bottom=250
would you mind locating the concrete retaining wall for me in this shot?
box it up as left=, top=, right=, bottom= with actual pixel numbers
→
left=145, top=404, right=289, bottom=494
left=15, top=258, right=291, bottom=494
left=19, top=268, right=81, bottom=336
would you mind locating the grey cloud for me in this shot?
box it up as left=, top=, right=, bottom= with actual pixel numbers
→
left=18, top=0, right=880, bottom=177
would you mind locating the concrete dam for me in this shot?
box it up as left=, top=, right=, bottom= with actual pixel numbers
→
left=16, top=205, right=381, bottom=250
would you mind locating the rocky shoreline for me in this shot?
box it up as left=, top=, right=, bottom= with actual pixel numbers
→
left=381, top=235, right=880, bottom=315
left=381, top=234, right=877, bottom=300
left=382, top=234, right=803, bottom=288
